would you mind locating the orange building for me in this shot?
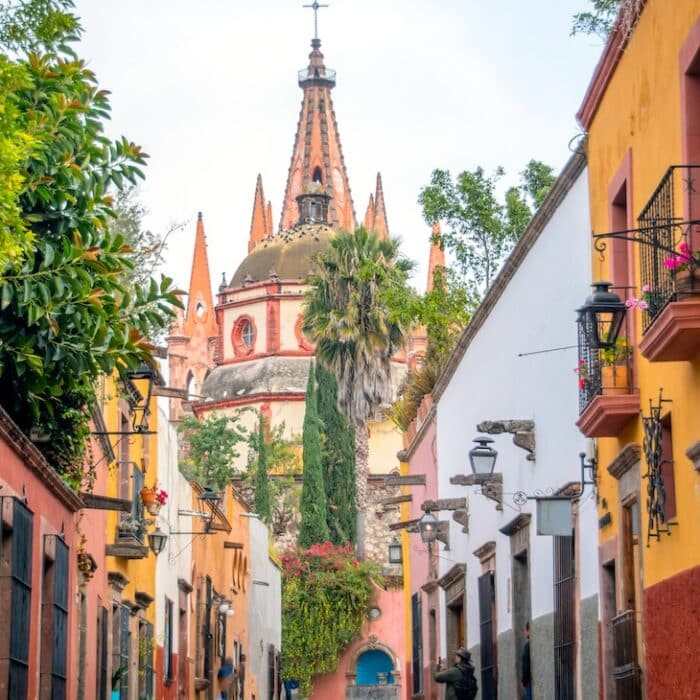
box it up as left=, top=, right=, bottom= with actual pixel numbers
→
left=576, top=1, right=700, bottom=697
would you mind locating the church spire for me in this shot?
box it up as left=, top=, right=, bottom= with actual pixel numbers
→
left=249, top=174, right=270, bottom=252
left=279, top=38, right=356, bottom=232
left=183, top=212, right=216, bottom=337
left=427, top=222, right=446, bottom=292
left=372, top=173, right=389, bottom=239
left=363, top=194, right=375, bottom=231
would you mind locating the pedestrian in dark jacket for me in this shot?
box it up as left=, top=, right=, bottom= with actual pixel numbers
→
left=433, top=648, right=478, bottom=700
left=522, top=622, right=532, bottom=700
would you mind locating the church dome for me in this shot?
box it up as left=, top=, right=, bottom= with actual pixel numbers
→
left=230, top=223, right=335, bottom=286
left=200, top=356, right=311, bottom=402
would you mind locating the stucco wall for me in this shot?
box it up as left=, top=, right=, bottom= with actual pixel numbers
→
left=434, top=165, right=599, bottom=693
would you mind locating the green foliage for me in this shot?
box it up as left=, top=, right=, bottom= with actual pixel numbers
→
left=419, top=162, right=555, bottom=298
left=316, top=362, right=356, bottom=545
left=0, top=22, right=181, bottom=474
left=303, top=226, right=411, bottom=428
left=178, top=413, right=249, bottom=491
left=600, top=336, right=632, bottom=367
left=0, top=0, right=79, bottom=53
left=280, top=542, right=381, bottom=694
left=298, top=363, right=330, bottom=548
left=245, top=419, right=301, bottom=537
left=253, top=414, right=272, bottom=523
left=571, top=0, right=622, bottom=38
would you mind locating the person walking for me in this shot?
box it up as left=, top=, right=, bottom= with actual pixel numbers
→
left=522, top=622, right=532, bottom=700
left=433, top=648, right=478, bottom=700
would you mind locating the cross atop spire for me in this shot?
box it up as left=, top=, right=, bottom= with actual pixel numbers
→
left=303, top=1, right=328, bottom=40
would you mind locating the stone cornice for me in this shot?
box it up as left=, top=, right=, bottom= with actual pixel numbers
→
left=473, top=541, right=496, bottom=564
left=499, top=513, right=532, bottom=537
left=608, top=443, right=641, bottom=480
left=0, top=405, right=83, bottom=512
left=438, top=563, right=466, bottom=590
left=432, top=149, right=587, bottom=402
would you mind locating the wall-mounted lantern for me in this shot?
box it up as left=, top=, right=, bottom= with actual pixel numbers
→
left=147, top=528, right=168, bottom=555
left=418, top=511, right=439, bottom=544
left=469, top=436, right=498, bottom=476
left=388, top=537, right=402, bottom=564
left=576, top=281, right=626, bottom=350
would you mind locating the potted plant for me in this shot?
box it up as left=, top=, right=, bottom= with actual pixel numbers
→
left=600, top=337, right=632, bottom=395
left=664, top=241, right=700, bottom=298
left=140, top=485, right=157, bottom=509
left=144, top=484, right=168, bottom=516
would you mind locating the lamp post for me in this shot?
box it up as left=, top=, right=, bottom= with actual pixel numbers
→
left=388, top=537, right=402, bottom=564
left=469, top=436, right=498, bottom=476
left=577, top=281, right=626, bottom=350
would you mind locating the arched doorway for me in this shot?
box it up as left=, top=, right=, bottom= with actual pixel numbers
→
left=355, top=649, right=395, bottom=686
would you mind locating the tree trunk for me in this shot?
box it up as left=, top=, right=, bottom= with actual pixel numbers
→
left=354, top=422, right=369, bottom=555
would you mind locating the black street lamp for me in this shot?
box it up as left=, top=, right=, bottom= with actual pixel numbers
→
left=577, top=281, right=626, bottom=350
left=388, top=537, right=402, bottom=564
left=418, top=511, right=439, bottom=544
left=469, top=436, right=498, bottom=476
left=148, top=529, right=168, bottom=555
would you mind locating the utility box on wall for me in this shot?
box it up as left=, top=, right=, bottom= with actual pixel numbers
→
left=536, top=497, right=573, bottom=536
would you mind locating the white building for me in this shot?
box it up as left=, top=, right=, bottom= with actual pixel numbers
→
left=431, top=150, right=599, bottom=699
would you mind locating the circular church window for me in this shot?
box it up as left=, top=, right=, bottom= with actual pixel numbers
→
left=232, top=316, right=256, bottom=357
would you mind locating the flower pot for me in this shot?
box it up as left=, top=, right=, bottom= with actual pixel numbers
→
left=602, top=365, right=629, bottom=395
left=140, top=487, right=156, bottom=507
left=146, top=502, right=161, bottom=516
left=674, top=268, right=700, bottom=299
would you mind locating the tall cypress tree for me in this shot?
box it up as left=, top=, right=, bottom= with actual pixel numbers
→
left=316, top=362, right=356, bottom=545
left=254, top=413, right=272, bottom=524
left=298, top=362, right=330, bottom=547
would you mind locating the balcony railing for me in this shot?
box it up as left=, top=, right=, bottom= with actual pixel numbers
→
left=611, top=609, right=642, bottom=700
left=577, top=297, right=633, bottom=414
left=637, top=165, right=700, bottom=330
left=298, top=67, right=336, bottom=86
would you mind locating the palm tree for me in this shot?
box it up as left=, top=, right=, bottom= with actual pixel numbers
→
left=302, top=226, right=411, bottom=551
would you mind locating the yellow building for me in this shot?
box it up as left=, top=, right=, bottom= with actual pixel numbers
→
left=100, top=366, right=163, bottom=700
left=576, top=2, right=700, bottom=697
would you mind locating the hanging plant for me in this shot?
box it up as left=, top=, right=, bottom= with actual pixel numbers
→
left=280, top=542, right=382, bottom=695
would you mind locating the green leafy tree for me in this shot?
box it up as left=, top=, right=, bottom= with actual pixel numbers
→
left=419, top=161, right=555, bottom=298
left=303, top=227, right=411, bottom=551
left=571, top=0, right=623, bottom=38
left=178, top=413, right=249, bottom=491
left=280, top=542, right=381, bottom=695
left=316, top=362, right=356, bottom=545
left=298, top=363, right=330, bottom=548
left=0, top=0, right=78, bottom=52
left=0, top=15, right=181, bottom=475
left=253, top=414, right=272, bottom=523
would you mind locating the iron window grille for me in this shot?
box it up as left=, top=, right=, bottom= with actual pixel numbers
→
left=478, top=572, right=497, bottom=700
left=164, top=598, right=174, bottom=681
left=553, top=535, right=575, bottom=700
left=641, top=391, right=676, bottom=544
left=611, top=610, right=642, bottom=699
left=411, top=593, right=422, bottom=695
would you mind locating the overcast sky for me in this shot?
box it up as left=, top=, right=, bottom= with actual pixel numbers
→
left=73, top=1, right=604, bottom=292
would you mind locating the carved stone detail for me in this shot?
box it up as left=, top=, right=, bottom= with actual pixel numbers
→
left=476, top=419, right=536, bottom=461
left=452, top=508, right=469, bottom=534
left=607, top=443, right=641, bottom=480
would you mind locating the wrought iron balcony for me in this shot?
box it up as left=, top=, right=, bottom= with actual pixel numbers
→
left=576, top=297, right=639, bottom=437
left=636, top=165, right=700, bottom=330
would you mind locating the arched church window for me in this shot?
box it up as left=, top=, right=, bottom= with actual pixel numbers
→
left=232, top=315, right=257, bottom=357
left=310, top=200, right=320, bottom=222
left=355, top=649, right=394, bottom=685
left=312, top=166, right=323, bottom=184
left=195, top=301, right=206, bottom=320
left=186, top=372, right=197, bottom=401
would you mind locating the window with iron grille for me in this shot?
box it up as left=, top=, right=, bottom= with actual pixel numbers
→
left=164, top=597, right=174, bottom=681
left=411, top=593, right=422, bottom=695
left=553, top=535, right=575, bottom=700
left=3, top=497, right=34, bottom=700
left=40, top=535, right=69, bottom=700
left=112, top=604, right=130, bottom=696
left=97, top=606, right=108, bottom=700
left=478, top=572, right=497, bottom=700
left=139, top=620, right=155, bottom=696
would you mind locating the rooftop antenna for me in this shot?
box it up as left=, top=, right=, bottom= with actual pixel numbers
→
left=303, top=0, right=329, bottom=40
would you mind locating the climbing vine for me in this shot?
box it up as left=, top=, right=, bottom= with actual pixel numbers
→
left=280, top=541, right=381, bottom=695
